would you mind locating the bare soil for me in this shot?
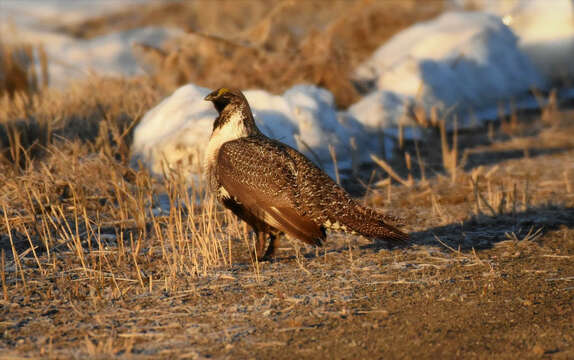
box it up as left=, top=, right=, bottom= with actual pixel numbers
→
left=0, top=109, right=572, bottom=359
left=0, top=1, right=573, bottom=358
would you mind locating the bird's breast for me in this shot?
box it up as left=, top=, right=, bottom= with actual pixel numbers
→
left=204, top=112, right=250, bottom=190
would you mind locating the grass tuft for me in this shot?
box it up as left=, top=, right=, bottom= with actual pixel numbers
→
left=1, top=1, right=573, bottom=357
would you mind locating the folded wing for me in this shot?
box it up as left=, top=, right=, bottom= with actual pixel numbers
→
left=216, top=137, right=325, bottom=246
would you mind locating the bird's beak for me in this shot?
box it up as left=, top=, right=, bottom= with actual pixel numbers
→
left=204, top=90, right=218, bottom=102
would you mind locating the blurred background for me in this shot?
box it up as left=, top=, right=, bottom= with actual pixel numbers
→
left=0, top=0, right=573, bottom=176
left=0, top=0, right=449, bottom=104
left=2, top=0, right=572, bottom=103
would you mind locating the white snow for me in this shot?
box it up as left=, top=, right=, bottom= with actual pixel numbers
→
left=131, top=84, right=374, bottom=180
left=133, top=9, right=571, bottom=179
left=4, top=2, right=573, bottom=178
left=353, top=11, right=547, bottom=131
left=283, top=85, right=366, bottom=171
left=51, top=27, right=183, bottom=87
left=243, top=90, right=299, bottom=150
left=341, top=90, right=424, bottom=158
left=0, top=0, right=182, bottom=88
left=450, top=0, right=574, bottom=84
left=0, top=0, right=140, bottom=28
left=131, top=84, right=214, bottom=177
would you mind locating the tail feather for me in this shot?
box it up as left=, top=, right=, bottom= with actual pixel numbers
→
left=333, top=204, right=408, bottom=243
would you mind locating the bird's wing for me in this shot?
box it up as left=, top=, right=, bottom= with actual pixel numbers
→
left=216, top=137, right=325, bottom=246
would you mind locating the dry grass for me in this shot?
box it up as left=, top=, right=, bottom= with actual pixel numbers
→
left=0, top=72, right=572, bottom=358
left=1, top=1, right=573, bottom=358
left=120, top=0, right=445, bottom=107
left=0, top=42, right=48, bottom=97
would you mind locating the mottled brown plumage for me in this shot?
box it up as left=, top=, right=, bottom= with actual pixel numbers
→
left=204, top=87, right=408, bottom=260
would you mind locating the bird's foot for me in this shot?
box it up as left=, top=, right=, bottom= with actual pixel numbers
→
left=253, top=232, right=280, bottom=262
left=256, top=254, right=276, bottom=262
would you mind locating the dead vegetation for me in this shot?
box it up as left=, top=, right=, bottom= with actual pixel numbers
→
left=0, top=1, right=573, bottom=358
left=0, top=70, right=572, bottom=357
left=0, top=42, right=49, bottom=97
left=75, top=0, right=444, bottom=107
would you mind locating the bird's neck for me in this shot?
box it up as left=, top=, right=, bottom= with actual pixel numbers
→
left=207, top=106, right=260, bottom=164
left=205, top=104, right=261, bottom=190
left=220, top=103, right=261, bottom=137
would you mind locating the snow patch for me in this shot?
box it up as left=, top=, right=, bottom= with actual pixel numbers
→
left=451, top=0, right=574, bottom=84
left=353, top=11, right=547, bottom=130
left=131, top=84, right=374, bottom=180
left=1, top=1, right=182, bottom=88
left=131, top=84, right=214, bottom=177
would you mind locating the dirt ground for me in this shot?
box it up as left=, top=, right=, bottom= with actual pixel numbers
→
left=0, top=109, right=572, bottom=359
left=0, top=1, right=573, bottom=358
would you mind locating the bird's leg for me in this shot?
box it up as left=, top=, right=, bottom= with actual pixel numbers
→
left=253, top=231, right=280, bottom=262
left=262, top=233, right=279, bottom=260
left=254, top=231, right=268, bottom=261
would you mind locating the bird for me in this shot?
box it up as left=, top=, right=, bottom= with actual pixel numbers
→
left=204, top=87, right=408, bottom=261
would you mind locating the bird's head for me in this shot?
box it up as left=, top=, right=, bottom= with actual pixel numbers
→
left=204, top=87, right=245, bottom=114
left=205, top=87, right=260, bottom=135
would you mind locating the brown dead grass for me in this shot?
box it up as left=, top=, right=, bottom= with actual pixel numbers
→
left=0, top=72, right=572, bottom=358
left=1, top=1, right=573, bottom=358
left=0, top=42, right=48, bottom=97
left=64, top=0, right=444, bottom=107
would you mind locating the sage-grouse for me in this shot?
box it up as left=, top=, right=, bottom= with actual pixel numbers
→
left=204, top=87, right=408, bottom=260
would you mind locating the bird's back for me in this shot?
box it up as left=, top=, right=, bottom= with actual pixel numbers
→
left=217, top=134, right=407, bottom=242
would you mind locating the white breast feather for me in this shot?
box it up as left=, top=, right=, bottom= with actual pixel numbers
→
left=204, top=112, right=249, bottom=173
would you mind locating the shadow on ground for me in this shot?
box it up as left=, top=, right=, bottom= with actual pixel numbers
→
left=461, top=146, right=570, bottom=170
left=237, top=205, right=574, bottom=263
left=407, top=205, right=574, bottom=250
left=344, top=114, right=574, bottom=197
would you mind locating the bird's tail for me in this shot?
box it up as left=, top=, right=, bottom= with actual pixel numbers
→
left=330, top=203, right=408, bottom=242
